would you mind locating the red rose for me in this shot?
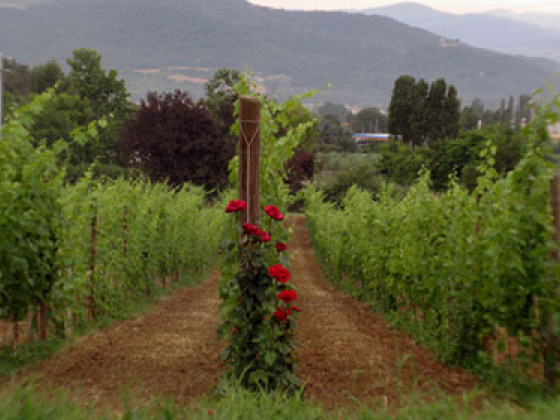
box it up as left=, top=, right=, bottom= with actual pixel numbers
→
left=257, top=230, right=271, bottom=242
left=226, top=200, right=247, bottom=213
left=264, top=205, right=284, bottom=221
left=274, top=309, right=288, bottom=322
left=268, top=264, right=291, bottom=284
left=242, top=223, right=259, bottom=235
left=231, top=326, right=238, bottom=334
left=278, top=290, right=297, bottom=303
left=275, top=242, right=287, bottom=252
left=291, top=306, right=301, bottom=313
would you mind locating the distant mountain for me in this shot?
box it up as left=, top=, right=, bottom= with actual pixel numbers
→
left=0, top=0, right=558, bottom=107
left=356, top=2, right=560, bottom=64
left=487, top=9, right=560, bottom=32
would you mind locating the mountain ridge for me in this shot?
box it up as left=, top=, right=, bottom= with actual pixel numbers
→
left=0, top=0, right=558, bottom=107
left=356, top=2, right=560, bottom=65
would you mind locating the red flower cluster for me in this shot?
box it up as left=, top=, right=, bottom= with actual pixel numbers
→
left=257, top=230, right=271, bottom=242
left=274, top=309, right=289, bottom=323
left=278, top=290, right=297, bottom=303
left=242, top=223, right=259, bottom=235
left=275, top=242, right=287, bottom=252
left=264, top=205, right=284, bottom=221
left=225, top=200, right=247, bottom=213
left=269, top=264, right=291, bottom=284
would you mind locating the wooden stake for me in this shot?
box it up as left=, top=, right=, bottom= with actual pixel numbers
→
left=545, top=174, right=560, bottom=389
left=38, top=301, right=48, bottom=341
left=88, top=204, right=98, bottom=321
left=238, top=96, right=261, bottom=225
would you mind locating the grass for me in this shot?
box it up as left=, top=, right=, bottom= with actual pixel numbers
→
left=0, top=267, right=213, bottom=380
left=2, top=383, right=560, bottom=420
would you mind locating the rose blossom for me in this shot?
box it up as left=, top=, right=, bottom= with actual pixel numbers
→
left=242, top=223, right=259, bottom=235
left=264, top=205, right=284, bottom=221
left=274, top=309, right=288, bottom=322
left=225, top=200, right=247, bottom=213
left=278, top=290, right=297, bottom=303
left=275, top=242, right=287, bottom=252
left=257, top=230, right=271, bottom=242
left=268, top=264, right=291, bottom=284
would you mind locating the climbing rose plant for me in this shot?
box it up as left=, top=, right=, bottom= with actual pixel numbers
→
left=218, top=200, right=301, bottom=392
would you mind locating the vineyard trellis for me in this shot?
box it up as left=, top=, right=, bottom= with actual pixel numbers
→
left=304, top=97, right=560, bottom=389
left=0, top=91, right=227, bottom=346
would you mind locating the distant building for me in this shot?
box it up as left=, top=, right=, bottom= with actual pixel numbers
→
left=352, top=133, right=392, bottom=149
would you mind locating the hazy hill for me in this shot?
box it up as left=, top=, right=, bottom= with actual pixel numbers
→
left=487, top=9, right=560, bottom=32
left=357, top=2, right=560, bottom=64
left=0, top=0, right=558, bottom=106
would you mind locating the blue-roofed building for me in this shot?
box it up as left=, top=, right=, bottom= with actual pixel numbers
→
left=352, top=133, right=392, bottom=149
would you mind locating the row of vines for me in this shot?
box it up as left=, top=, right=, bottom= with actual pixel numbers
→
left=0, top=91, right=227, bottom=345
left=304, top=98, right=560, bottom=387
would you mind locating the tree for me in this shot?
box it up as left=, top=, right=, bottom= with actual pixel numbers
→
left=276, top=101, right=318, bottom=151
left=285, top=149, right=315, bottom=195
left=351, top=107, right=387, bottom=133
left=516, top=94, right=532, bottom=126
left=409, top=79, right=429, bottom=145
left=2, top=57, right=31, bottom=114
left=316, top=115, right=354, bottom=151
left=317, top=101, right=350, bottom=123
left=388, top=75, right=416, bottom=142
left=204, top=68, right=241, bottom=135
left=460, top=105, right=480, bottom=131
left=30, top=60, right=64, bottom=94
left=443, top=85, right=460, bottom=139
left=66, top=48, right=134, bottom=169
left=67, top=48, right=129, bottom=121
left=389, top=75, right=460, bottom=144
left=425, top=78, right=447, bottom=141
left=120, top=90, right=235, bottom=190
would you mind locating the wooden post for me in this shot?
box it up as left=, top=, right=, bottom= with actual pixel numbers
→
left=88, top=204, right=98, bottom=321
left=238, top=96, right=261, bottom=225
left=123, top=205, right=128, bottom=260
left=38, top=301, right=48, bottom=341
left=545, top=174, right=560, bottom=389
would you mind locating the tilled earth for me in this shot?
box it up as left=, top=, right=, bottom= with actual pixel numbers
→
left=5, top=215, right=479, bottom=412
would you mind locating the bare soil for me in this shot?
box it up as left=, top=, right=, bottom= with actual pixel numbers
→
left=289, top=215, right=479, bottom=410
left=5, top=215, right=479, bottom=412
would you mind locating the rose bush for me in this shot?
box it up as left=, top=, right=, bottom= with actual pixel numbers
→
left=218, top=200, right=301, bottom=393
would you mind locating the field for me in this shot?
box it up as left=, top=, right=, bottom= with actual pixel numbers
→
left=1, top=77, right=560, bottom=420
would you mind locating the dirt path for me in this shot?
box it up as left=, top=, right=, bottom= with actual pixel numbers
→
left=289, top=215, right=479, bottom=409
left=13, top=270, right=224, bottom=412
left=6, top=215, right=479, bottom=412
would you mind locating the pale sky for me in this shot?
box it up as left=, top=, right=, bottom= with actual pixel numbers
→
left=248, top=1, right=560, bottom=15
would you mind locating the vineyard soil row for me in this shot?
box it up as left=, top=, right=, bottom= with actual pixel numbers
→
left=2, top=216, right=480, bottom=412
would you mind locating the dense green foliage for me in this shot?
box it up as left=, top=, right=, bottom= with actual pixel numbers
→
left=350, top=107, right=387, bottom=134
left=388, top=76, right=460, bottom=144
left=120, top=90, right=235, bottom=190
left=305, top=99, right=560, bottom=384
left=1, top=0, right=557, bottom=105
left=0, top=91, right=226, bottom=342
left=375, top=125, right=524, bottom=192
left=315, top=115, right=355, bottom=152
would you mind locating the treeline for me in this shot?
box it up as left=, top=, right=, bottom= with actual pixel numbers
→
left=1, top=52, right=243, bottom=190
left=311, top=75, right=538, bottom=203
